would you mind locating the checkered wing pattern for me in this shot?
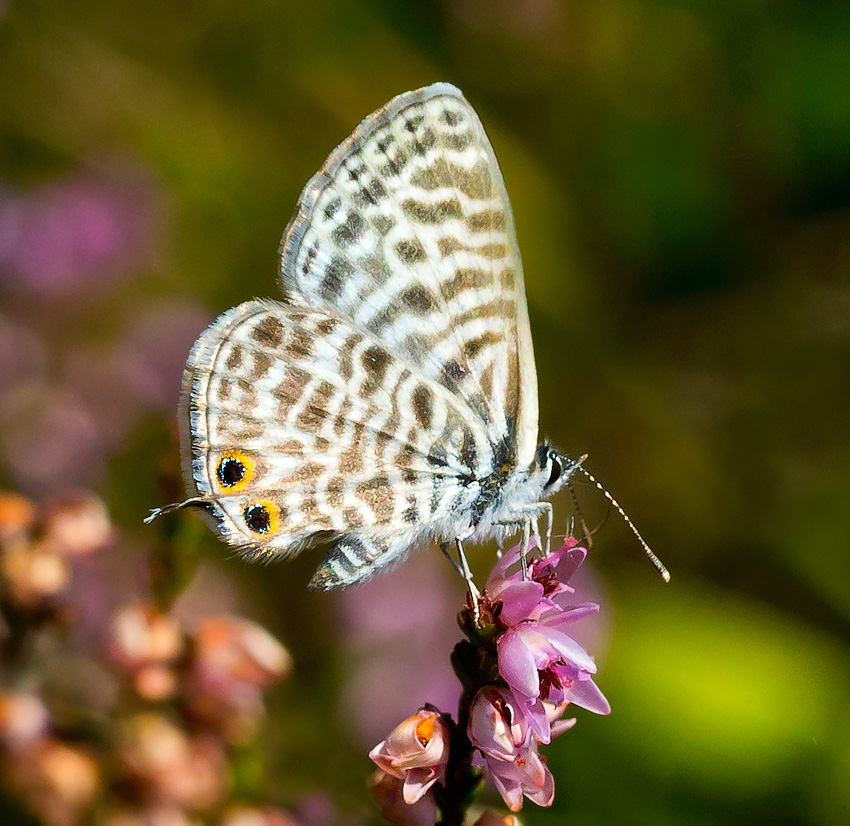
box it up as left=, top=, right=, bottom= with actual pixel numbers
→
left=181, top=300, right=493, bottom=587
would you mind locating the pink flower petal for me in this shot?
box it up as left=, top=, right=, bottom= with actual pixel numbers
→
left=496, top=581, right=545, bottom=626
left=486, top=537, right=541, bottom=589
left=543, top=627, right=597, bottom=673
left=487, top=758, right=524, bottom=812
left=403, top=767, right=439, bottom=804
left=542, top=603, right=599, bottom=630
left=564, top=677, right=610, bottom=715
left=497, top=629, right=540, bottom=700
left=550, top=717, right=577, bottom=738
left=552, top=546, right=586, bottom=583
left=520, top=696, right=551, bottom=744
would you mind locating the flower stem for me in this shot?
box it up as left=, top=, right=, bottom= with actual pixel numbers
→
left=434, top=623, right=497, bottom=825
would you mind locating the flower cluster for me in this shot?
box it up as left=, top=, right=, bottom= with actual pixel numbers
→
left=0, top=490, right=298, bottom=826
left=369, top=538, right=609, bottom=822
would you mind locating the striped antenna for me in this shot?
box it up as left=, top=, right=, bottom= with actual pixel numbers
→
left=574, top=457, right=671, bottom=583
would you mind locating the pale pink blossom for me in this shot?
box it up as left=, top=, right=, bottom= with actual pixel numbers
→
left=467, top=687, right=562, bottom=812
left=497, top=619, right=609, bottom=743
left=369, top=707, right=450, bottom=805
left=486, top=538, right=596, bottom=626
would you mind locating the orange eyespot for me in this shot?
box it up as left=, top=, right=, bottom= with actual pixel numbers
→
left=242, top=500, right=280, bottom=535
left=216, top=451, right=255, bottom=491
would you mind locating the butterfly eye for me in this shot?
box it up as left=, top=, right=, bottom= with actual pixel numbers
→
left=546, top=453, right=563, bottom=488
left=243, top=501, right=280, bottom=535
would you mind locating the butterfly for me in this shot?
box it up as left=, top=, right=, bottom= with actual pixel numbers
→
left=148, top=83, right=585, bottom=591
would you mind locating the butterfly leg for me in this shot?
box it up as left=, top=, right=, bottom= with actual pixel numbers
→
left=537, top=502, right=553, bottom=555
left=440, top=543, right=465, bottom=577
left=519, top=518, right=531, bottom=581
left=441, top=533, right=481, bottom=622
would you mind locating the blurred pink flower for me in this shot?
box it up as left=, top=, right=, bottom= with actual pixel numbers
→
left=219, top=804, right=304, bottom=826
left=6, top=738, right=100, bottom=826
left=41, top=491, right=114, bottom=557
left=109, top=603, right=185, bottom=701
left=337, top=551, right=460, bottom=745
left=185, top=616, right=291, bottom=742
left=0, top=533, right=72, bottom=608
left=369, top=707, right=450, bottom=805
left=118, top=302, right=212, bottom=410
left=0, top=171, right=156, bottom=297
left=0, top=692, right=50, bottom=752
left=116, top=713, right=228, bottom=811
left=109, top=604, right=184, bottom=670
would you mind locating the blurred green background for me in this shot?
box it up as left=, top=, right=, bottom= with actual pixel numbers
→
left=2, top=1, right=849, bottom=824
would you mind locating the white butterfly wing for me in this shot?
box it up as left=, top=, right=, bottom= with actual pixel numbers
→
left=280, top=83, right=539, bottom=469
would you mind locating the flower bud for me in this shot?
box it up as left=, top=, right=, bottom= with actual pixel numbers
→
left=369, top=707, right=450, bottom=805
left=0, top=541, right=70, bottom=607
left=0, top=692, right=50, bottom=751
left=41, top=492, right=113, bottom=557
left=109, top=604, right=184, bottom=669
left=0, top=492, right=36, bottom=544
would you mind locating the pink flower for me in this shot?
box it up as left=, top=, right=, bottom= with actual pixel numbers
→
left=0, top=692, right=50, bottom=752
left=497, top=619, right=609, bottom=743
left=486, top=538, right=595, bottom=626
left=0, top=171, right=155, bottom=297
left=468, top=687, right=568, bottom=812
left=185, top=616, right=291, bottom=743
left=369, top=707, right=450, bottom=805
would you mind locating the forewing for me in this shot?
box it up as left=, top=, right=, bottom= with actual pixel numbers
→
left=180, top=300, right=491, bottom=558
left=280, top=83, right=539, bottom=467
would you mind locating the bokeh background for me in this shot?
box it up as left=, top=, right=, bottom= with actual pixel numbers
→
left=2, top=1, right=849, bottom=824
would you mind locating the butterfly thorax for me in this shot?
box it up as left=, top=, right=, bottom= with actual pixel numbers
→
left=457, top=443, right=575, bottom=544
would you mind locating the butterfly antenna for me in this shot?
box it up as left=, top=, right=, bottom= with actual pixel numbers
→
left=574, top=459, right=671, bottom=583
left=566, top=478, right=593, bottom=548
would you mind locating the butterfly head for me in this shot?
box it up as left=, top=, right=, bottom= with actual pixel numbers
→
left=533, top=443, right=581, bottom=497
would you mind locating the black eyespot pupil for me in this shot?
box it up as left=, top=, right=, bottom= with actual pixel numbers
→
left=244, top=504, right=271, bottom=534
left=218, top=457, right=246, bottom=487
left=546, top=455, right=562, bottom=488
